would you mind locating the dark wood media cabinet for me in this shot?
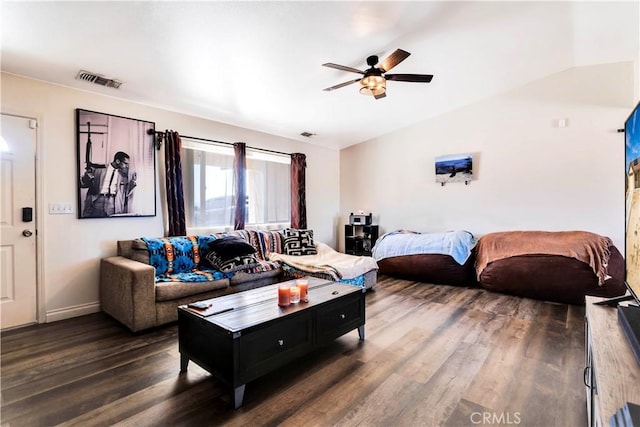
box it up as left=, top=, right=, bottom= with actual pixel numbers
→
left=178, top=277, right=365, bottom=408
left=584, top=296, right=640, bottom=426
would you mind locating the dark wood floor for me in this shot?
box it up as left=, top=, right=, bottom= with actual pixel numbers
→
left=1, top=275, right=587, bottom=427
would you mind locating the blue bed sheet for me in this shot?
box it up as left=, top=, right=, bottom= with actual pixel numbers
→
left=371, top=230, right=476, bottom=265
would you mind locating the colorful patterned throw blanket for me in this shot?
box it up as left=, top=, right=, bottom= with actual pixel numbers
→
left=155, top=270, right=232, bottom=283
left=142, top=235, right=232, bottom=282
left=371, top=230, right=477, bottom=265
left=281, top=264, right=366, bottom=288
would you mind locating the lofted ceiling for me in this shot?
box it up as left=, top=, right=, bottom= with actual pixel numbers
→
left=1, top=1, right=638, bottom=150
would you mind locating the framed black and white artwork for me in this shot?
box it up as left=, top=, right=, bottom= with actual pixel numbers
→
left=76, top=109, right=156, bottom=218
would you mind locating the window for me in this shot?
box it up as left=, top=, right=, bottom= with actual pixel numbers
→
left=181, top=141, right=235, bottom=228
left=246, top=148, right=291, bottom=225
left=181, top=140, right=290, bottom=231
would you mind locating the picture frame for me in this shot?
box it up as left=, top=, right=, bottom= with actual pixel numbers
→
left=76, top=109, right=156, bottom=218
left=435, top=153, right=473, bottom=186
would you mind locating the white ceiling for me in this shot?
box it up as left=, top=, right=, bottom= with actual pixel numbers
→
left=1, top=1, right=638, bottom=150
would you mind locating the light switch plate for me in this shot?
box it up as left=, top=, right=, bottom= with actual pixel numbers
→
left=49, top=203, right=74, bottom=214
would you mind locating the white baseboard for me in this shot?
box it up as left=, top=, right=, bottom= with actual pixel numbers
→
left=46, top=302, right=101, bottom=323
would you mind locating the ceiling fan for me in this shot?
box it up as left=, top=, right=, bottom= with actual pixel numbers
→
left=322, top=48, right=433, bottom=100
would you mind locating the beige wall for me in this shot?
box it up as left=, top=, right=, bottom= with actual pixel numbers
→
left=2, top=60, right=635, bottom=323
left=340, top=62, right=637, bottom=252
left=1, top=72, right=340, bottom=322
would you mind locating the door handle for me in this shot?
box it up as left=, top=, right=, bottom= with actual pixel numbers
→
left=22, top=230, right=33, bottom=237
left=583, top=366, right=590, bottom=387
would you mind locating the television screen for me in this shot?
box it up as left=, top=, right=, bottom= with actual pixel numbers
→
left=625, top=100, right=640, bottom=304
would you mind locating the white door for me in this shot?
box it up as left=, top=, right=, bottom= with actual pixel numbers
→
left=1, top=113, right=38, bottom=329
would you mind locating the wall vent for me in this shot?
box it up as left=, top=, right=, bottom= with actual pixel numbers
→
left=76, top=70, right=122, bottom=89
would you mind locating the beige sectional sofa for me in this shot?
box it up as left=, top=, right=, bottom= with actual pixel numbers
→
left=100, top=229, right=377, bottom=332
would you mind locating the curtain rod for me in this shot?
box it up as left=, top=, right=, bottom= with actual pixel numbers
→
left=147, top=129, right=291, bottom=156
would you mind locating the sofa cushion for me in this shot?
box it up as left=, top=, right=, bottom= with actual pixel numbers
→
left=282, top=228, right=318, bottom=256
left=229, top=266, right=282, bottom=286
left=130, top=238, right=151, bottom=264
left=154, top=269, right=232, bottom=283
left=142, top=236, right=203, bottom=274
left=221, top=229, right=253, bottom=241
left=155, top=275, right=230, bottom=301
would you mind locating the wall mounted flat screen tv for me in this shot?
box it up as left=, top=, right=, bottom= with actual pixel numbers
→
left=622, top=100, right=640, bottom=365
left=625, top=100, right=640, bottom=306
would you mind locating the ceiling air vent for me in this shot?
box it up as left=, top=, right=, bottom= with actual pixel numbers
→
left=76, top=70, right=122, bottom=89
left=300, top=132, right=315, bottom=138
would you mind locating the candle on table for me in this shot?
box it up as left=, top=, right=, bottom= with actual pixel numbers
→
left=296, top=279, right=309, bottom=302
left=290, top=285, right=301, bottom=304
left=278, top=285, right=291, bottom=306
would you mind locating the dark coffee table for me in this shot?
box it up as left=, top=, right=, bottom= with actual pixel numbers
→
left=177, top=276, right=365, bottom=408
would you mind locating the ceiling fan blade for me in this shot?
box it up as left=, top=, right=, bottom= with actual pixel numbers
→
left=322, top=63, right=364, bottom=75
left=385, top=74, right=433, bottom=83
left=374, top=92, right=387, bottom=100
left=323, top=78, right=362, bottom=91
left=378, top=49, right=411, bottom=72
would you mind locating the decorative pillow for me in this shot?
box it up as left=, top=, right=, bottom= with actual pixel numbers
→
left=207, top=236, right=256, bottom=260
left=252, top=230, right=285, bottom=259
left=217, top=230, right=261, bottom=255
left=204, top=252, right=261, bottom=272
left=282, top=228, right=318, bottom=256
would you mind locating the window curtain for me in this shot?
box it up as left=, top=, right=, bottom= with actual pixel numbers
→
left=233, top=142, right=247, bottom=230
left=290, top=153, right=307, bottom=229
left=164, top=131, right=186, bottom=236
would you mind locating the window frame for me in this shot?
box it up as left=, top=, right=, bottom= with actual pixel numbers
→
left=181, top=139, right=291, bottom=234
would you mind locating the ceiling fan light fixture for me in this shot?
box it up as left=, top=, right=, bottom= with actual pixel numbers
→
left=359, top=75, right=386, bottom=96
left=322, top=49, right=432, bottom=98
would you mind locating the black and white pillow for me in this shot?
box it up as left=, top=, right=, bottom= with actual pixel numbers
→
left=208, top=236, right=256, bottom=258
left=282, top=228, right=318, bottom=256
left=203, top=236, right=259, bottom=271
left=206, top=252, right=261, bottom=272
